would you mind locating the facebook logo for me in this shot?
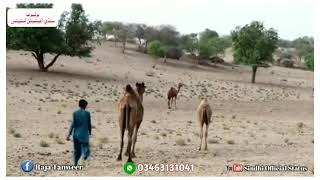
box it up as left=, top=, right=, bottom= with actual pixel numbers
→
left=21, top=160, right=33, bottom=172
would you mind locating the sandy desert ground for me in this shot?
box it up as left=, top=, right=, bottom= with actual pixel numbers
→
left=6, top=42, right=314, bottom=176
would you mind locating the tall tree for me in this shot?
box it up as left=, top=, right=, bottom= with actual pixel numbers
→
left=157, top=25, right=180, bottom=46
left=199, top=28, right=219, bottom=43
left=144, top=26, right=159, bottom=53
left=231, top=21, right=278, bottom=83
left=134, top=24, right=147, bottom=48
left=180, top=33, right=198, bottom=56
left=6, top=3, right=94, bottom=72
left=101, top=21, right=123, bottom=47
left=91, top=20, right=103, bottom=44
left=117, top=23, right=136, bottom=53
left=292, top=36, right=314, bottom=64
left=198, top=29, right=229, bottom=59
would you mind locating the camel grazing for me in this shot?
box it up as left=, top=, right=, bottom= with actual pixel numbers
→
left=197, top=98, right=212, bottom=151
left=117, top=82, right=145, bottom=162
left=167, top=83, right=183, bottom=109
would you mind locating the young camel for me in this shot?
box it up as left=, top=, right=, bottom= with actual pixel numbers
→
left=117, top=82, right=145, bottom=162
left=167, top=83, right=183, bottom=109
left=197, top=98, right=212, bottom=151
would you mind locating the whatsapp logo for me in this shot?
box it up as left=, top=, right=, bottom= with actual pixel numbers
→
left=124, top=162, right=136, bottom=175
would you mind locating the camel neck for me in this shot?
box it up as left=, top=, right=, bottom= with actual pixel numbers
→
left=138, top=93, right=143, bottom=103
left=177, top=86, right=181, bottom=93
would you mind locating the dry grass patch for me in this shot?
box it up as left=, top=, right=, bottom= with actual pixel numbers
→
left=145, top=70, right=155, bottom=77
left=176, top=138, right=186, bottom=146
left=208, top=139, right=219, bottom=144
left=56, top=138, right=65, bottom=144
left=160, top=132, right=167, bottom=137
left=99, top=137, right=109, bottom=144
left=9, top=128, right=15, bottom=134
left=13, top=133, right=21, bottom=138
left=48, top=132, right=55, bottom=138
left=40, top=140, right=50, bottom=147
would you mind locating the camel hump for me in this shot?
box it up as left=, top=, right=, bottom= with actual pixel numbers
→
left=125, top=84, right=135, bottom=95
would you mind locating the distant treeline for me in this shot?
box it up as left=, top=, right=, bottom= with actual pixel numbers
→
left=6, top=3, right=314, bottom=83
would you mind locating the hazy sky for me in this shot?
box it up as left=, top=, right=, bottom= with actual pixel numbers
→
left=6, top=0, right=315, bottom=40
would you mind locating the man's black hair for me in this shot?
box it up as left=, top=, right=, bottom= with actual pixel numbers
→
left=79, top=99, right=88, bottom=109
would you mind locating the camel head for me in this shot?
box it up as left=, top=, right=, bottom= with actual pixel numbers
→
left=136, top=82, right=146, bottom=95
left=178, top=83, right=184, bottom=88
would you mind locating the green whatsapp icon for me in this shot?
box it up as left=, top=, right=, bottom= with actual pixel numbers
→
left=124, top=162, right=136, bottom=175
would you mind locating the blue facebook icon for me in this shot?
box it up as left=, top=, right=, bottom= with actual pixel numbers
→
left=21, top=160, right=33, bottom=172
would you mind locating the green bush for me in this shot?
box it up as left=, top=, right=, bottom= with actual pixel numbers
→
left=166, top=46, right=183, bottom=60
left=158, top=47, right=168, bottom=58
left=147, top=41, right=167, bottom=58
left=304, top=53, right=314, bottom=71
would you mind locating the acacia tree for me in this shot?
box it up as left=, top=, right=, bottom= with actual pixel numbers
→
left=134, top=24, right=147, bottom=48
left=116, top=23, right=136, bottom=53
left=180, top=33, right=198, bottom=56
left=91, top=20, right=104, bottom=44
left=144, top=26, right=159, bottom=53
left=292, top=36, right=314, bottom=64
left=198, top=29, right=230, bottom=59
left=101, top=21, right=114, bottom=40
left=6, top=3, right=94, bottom=72
left=231, top=21, right=278, bottom=83
left=100, top=21, right=123, bottom=47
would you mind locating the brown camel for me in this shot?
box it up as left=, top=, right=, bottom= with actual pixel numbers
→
left=167, top=83, right=183, bottom=109
left=130, top=82, right=145, bottom=158
left=197, top=98, right=212, bottom=151
left=117, top=82, right=145, bottom=162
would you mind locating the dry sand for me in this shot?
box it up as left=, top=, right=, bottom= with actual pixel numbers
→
left=6, top=42, right=314, bottom=176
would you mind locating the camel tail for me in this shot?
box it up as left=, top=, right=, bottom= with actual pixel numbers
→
left=123, top=105, right=131, bottom=130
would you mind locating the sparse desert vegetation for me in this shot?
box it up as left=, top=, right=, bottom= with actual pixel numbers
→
left=227, top=140, right=235, bottom=145
left=6, top=42, right=314, bottom=177
left=6, top=2, right=313, bottom=177
left=13, top=132, right=21, bottom=138
left=6, top=41, right=313, bottom=176
left=40, top=140, right=50, bottom=147
left=176, top=138, right=186, bottom=146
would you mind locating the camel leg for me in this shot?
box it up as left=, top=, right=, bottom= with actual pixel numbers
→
left=126, top=128, right=134, bottom=163
left=204, top=124, right=209, bottom=151
left=175, top=97, right=177, bottom=108
left=199, top=123, right=203, bottom=151
left=168, top=98, right=171, bottom=109
left=171, top=98, right=174, bottom=108
left=116, top=123, right=125, bottom=161
left=131, top=122, right=141, bottom=158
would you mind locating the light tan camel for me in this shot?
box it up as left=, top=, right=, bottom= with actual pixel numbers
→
left=117, top=82, right=145, bottom=162
left=167, top=83, right=183, bottom=109
left=197, top=98, right=212, bottom=151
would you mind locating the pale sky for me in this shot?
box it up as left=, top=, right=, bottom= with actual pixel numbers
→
left=6, top=0, right=315, bottom=40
